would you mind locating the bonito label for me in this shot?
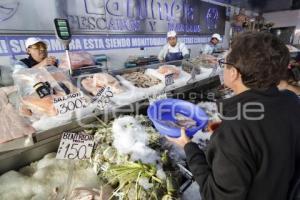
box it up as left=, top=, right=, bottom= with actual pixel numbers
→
left=165, top=73, right=174, bottom=86
left=56, top=132, right=94, bottom=160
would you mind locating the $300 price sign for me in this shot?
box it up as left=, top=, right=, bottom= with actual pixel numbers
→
left=53, top=92, right=88, bottom=115
left=91, top=87, right=114, bottom=110
left=56, top=132, right=94, bottom=160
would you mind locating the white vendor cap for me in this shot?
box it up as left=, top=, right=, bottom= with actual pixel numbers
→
left=25, top=37, right=45, bottom=48
left=167, top=30, right=177, bottom=38
left=211, top=33, right=222, bottom=41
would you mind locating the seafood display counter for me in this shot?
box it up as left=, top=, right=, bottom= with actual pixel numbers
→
left=0, top=74, right=220, bottom=172
left=0, top=58, right=224, bottom=199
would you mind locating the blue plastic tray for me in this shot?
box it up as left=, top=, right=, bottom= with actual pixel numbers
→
left=147, top=98, right=208, bottom=138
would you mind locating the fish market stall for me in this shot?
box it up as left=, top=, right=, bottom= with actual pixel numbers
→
left=0, top=27, right=225, bottom=199
left=0, top=54, right=227, bottom=199
left=0, top=0, right=232, bottom=198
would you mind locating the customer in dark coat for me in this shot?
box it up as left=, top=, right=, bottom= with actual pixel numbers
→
left=168, top=32, right=300, bottom=200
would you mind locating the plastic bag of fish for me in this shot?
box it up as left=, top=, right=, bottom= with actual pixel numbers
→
left=157, top=65, right=181, bottom=79
left=80, top=72, right=125, bottom=95
left=0, top=86, right=35, bottom=144
left=59, top=51, right=95, bottom=70
left=13, top=66, right=79, bottom=122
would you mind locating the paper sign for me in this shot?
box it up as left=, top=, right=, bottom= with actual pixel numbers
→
left=165, top=73, right=174, bottom=86
left=53, top=92, right=88, bottom=115
left=56, top=132, right=94, bottom=160
left=91, top=87, right=114, bottom=110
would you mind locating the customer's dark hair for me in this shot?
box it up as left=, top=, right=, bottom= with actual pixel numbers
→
left=227, top=32, right=290, bottom=89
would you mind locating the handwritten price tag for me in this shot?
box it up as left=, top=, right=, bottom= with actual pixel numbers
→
left=91, top=87, right=114, bottom=110
left=53, top=92, right=88, bottom=115
left=165, top=73, right=174, bottom=86
left=56, top=132, right=94, bottom=160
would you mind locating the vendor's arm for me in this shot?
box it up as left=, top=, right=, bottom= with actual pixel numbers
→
left=180, top=43, right=190, bottom=59
left=158, top=44, right=168, bottom=62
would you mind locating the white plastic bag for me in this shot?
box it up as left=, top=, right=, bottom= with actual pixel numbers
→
left=59, top=52, right=95, bottom=70
left=0, top=86, right=35, bottom=144
left=12, top=67, right=78, bottom=122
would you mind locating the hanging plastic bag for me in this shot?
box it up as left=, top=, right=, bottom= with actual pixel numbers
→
left=59, top=51, right=95, bottom=70
left=12, top=67, right=78, bottom=123
left=0, top=86, right=35, bottom=145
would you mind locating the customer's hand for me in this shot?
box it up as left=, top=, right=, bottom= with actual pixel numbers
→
left=166, top=128, right=191, bottom=148
left=207, top=121, right=221, bottom=133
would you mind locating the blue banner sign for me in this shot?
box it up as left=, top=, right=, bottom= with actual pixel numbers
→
left=0, top=35, right=211, bottom=57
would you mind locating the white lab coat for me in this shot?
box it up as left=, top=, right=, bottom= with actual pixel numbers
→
left=158, top=42, right=189, bottom=61
left=201, top=43, right=221, bottom=55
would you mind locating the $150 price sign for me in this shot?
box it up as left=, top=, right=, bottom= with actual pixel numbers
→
left=91, top=87, right=114, bottom=110
left=53, top=92, right=88, bottom=115
left=56, top=132, right=94, bottom=160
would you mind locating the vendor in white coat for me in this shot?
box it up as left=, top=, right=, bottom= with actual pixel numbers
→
left=201, top=33, right=222, bottom=55
left=158, top=31, right=189, bottom=62
left=14, top=37, right=57, bottom=72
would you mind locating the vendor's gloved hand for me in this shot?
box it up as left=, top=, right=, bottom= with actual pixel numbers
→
left=166, top=128, right=191, bottom=148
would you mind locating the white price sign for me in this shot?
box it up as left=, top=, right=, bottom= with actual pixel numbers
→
left=53, top=92, right=88, bottom=115
left=165, top=73, right=174, bottom=86
left=56, top=132, right=94, bottom=160
left=91, top=87, right=114, bottom=110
